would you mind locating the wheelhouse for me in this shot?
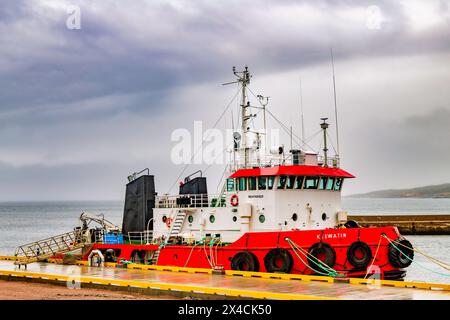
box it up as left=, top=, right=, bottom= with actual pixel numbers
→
left=227, top=165, right=354, bottom=193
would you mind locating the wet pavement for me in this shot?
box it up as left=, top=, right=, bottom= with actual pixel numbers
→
left=0, top=260, right=448, bottom=300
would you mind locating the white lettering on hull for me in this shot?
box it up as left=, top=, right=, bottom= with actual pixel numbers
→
left=317, top=233, right=347, bottom=240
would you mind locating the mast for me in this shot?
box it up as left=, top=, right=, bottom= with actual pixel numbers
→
left=257, top=94, right=269, bottom=164
left=299, top=77, right=305, bottom=149
left=233, top=66, right=251, bottom=168
left=320, top=118, right=329, bottom=167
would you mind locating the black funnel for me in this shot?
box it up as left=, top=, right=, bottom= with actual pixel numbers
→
left=122, top=175, right=155, bottom=234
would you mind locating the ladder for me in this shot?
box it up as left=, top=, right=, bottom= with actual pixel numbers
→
left=150, top=210, right=187, bottom=265
left=150, top=248, right=161, bottom=265
left=168, top=210, right=187, bottom=239
left=14, top=230, right=86, bottom=265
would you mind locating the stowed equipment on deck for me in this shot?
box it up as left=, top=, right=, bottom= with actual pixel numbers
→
left=14, top=212, right=121, bottom=266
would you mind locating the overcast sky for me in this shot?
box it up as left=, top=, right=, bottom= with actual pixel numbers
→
left=0, top=0, right=449, bottom=201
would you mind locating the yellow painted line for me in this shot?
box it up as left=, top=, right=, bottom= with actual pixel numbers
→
left=127, top=263, right=213, bottom=274
left=0, top=269, right=339, bottom=300
left=94, top=262, right=450, bottom=292
left=104, top=262, right=117, bottom=268
left=0, top=256, right=22, bottom=261
left=3, top=255, right=448, bottom=293
left=225, top=270, right=334, bottom=283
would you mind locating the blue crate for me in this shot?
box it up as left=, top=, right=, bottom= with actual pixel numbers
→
left=103, top=233, right=124, bottom=244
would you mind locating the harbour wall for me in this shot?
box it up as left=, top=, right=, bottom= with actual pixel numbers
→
left=348, top=214, right=450, bottom=235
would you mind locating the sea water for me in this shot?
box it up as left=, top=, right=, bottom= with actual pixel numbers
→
left=0, top=199, right=448, bottom=283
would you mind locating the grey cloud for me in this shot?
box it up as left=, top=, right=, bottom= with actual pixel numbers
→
left=0, top=0, right=449, bottom=199
left=1, top=0, right=449, bottom=113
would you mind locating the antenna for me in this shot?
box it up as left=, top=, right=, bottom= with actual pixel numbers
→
left=299, top=76, right=305, bottom=150
left=257, top=94, right=269, bottom=163
left=330, top=48, right=340, bottom=159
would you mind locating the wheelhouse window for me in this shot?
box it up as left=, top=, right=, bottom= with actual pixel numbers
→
left=258, top=176, right=267, bottom=190
left=248, top=177, right=257, bottom=190
left=278, top=176, right=287, bottom=189
left=334, top=178, right=344, bottom=191
left=286, top=176, right=296, bottom=189
left=268, top=176, right=275, bottom=190
left=295, top=176, right=304, bottom=189
left=238, top=177, right=247, bottom=191
left=227, top=178, right=235, bottom=192
left=304, top=177, right=319, bottom=189
left=319, top=177, right=327, bottom=190
left=326, top=177, right=335, bottom=190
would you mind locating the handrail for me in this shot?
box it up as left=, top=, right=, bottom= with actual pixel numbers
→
left=156, top=193, right=227, bottom=209
left=127, top=168, right=150, bottom=182
left=14, top=230, right=86, bottom=265
left=126, top=231, right=154, bottom=245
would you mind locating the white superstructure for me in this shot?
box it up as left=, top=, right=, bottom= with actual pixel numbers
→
left=152, top=67, right=353, bottom=244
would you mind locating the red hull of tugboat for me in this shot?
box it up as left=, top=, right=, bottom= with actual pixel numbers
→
left=83, top=226, right=408, bottom=280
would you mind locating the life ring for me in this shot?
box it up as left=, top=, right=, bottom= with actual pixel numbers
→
left=165, top=217, right=173, bottom=228
left=230, top=194, right=239, bottom=207
left=231, top=252, right=259, bottom=272
left=388, top=238, right=414, bottom=268
left=308, top=242, right=336, bottom=270
left=264, top=248, right=293, bottom=273
left=347, top=241, right=372, bottom=269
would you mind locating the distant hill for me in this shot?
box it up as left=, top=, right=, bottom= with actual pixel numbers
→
left=349, top=183, right=450, bottom=199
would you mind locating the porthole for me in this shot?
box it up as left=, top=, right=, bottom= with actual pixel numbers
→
left=188, top=215, right=193, bottom=223
left=162, top=216, right=167, bottom=223
left=259, top=215, right=265, bottom=223
left=232, top=216, right=237, bottom=222
left=322, top=213, right=327, bottom=221
left=209, top=215, right=215, bottom=223
left=292, top=213, right=298, bottom=221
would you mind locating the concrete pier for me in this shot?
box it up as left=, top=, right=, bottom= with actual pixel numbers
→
left=0, top=260, right=448, bottom=300
left=348, top=214, right=450, bottom=235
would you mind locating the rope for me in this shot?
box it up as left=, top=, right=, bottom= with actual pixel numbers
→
left=285, top=237, right=345, bottom=277
left=289, top=239, right=336, bottom=273
left=286, top=238, right=330, bottom=276
left=168, top=84, right=241, bottom=194
left=392, top=237, right=450, bottom=271
left=209, top=238, right=216, bottom=267
left=383, top=235, right=450, bottom=278
left=364, top=235, right=383, bottom=279
left=203, top=241, right=214, bottom=268
left=183, top=243, right=198, bottom=267
left=248, top=87, right=318, bottom=152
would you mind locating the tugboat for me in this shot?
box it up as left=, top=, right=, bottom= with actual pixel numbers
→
left=15, top=67, right=415, bottom=280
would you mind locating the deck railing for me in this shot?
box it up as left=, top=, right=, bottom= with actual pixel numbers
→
left=125, top=231, right=154, bottom=245
left=156, top=194, right=227, bottom=209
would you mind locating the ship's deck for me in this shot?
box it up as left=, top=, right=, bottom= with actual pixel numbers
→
left=0, top=260, right=448, bottom=300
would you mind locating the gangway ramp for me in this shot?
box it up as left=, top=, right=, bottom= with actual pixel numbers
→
left=13, top=230, right=85, bottom=265
left=0, top=260, right=448, bottom=300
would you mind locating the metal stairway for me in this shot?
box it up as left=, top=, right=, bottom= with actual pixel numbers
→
left=168, top=211, right=187, bottom=239
left=150, top=211, right=187, bottom=265
left=14, top=230, right=85, bottom=265
left=150, top=248, right=161, bottom=265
